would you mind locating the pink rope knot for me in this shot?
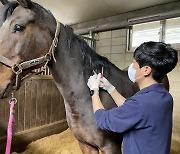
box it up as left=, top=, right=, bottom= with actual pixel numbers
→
left=5, top=98, right=17, bottom=154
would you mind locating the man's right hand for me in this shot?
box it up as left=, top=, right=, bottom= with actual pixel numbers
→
left=100, top=77, right=115, bottom=94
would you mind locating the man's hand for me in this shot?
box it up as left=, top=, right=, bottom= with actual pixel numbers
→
left=87, top=73, right=101, bottom=90
left=100, top=77, right=115, bottom=94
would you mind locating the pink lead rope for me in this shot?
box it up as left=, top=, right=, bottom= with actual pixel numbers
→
left=5, top=93, right=17, bottom=154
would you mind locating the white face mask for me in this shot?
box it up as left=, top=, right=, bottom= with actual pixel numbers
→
left=128, top=63, right=143, bottom=82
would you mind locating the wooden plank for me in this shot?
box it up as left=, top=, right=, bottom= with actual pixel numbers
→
left=50, top=81, right=54, bottom=123
left=3, top=97, right=11, bottom=137
left=40, top=79, right=48, bottom=126
left=0, top=99, right=7, bottom=137
left=4, top=98, right=9, bottom=125
left=36, top=79, right=43, bottom=127
left=24, top=81, right=31, bottom=130
left=30, top=80, right=37, bottom=128
left=45, top=80, right=52, bottom=124
left=13, top=101, right=18, bottom=133
left=0, top=120, right=68, bottom=154
left=17, top=84, right=25, bottom=132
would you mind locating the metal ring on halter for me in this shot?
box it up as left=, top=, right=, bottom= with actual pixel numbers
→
left=12, top=64, right=22, bottom=74
left=45, top=53, right=51, bottom=61
left=9, top=98, right=17, bottom=104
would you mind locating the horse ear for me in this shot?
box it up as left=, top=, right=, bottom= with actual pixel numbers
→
left=16, top=0, right=32, bottom=8
left=0, top=0, right=8, bottom=5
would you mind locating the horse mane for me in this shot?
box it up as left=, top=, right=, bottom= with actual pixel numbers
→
left=32, top=2, right=55, bottom=20
left=64, top=25, right=112, bottom=76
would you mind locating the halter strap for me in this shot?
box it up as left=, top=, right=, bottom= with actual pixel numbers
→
left=0, top=20, right=60, bottom=90
left=49, top=20, right=60, bottom=62
left=0, top=55, right=15, bottom=67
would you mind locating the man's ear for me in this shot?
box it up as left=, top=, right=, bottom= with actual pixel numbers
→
left=143, top=66, right=152, bottom=76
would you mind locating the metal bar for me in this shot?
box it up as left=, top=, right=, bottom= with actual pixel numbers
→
left=80, top=36, right=97, bottom=41
left=75, top=13, right=180, bottom=35
left=159, top=20, right=164, bottom=42
left=161, top=20, right=166, bottom=42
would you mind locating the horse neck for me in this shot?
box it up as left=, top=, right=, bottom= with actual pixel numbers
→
left=48, top=24, right=89, bottom=101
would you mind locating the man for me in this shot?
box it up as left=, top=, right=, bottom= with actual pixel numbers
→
left=87, top=41, right=178, bottom=154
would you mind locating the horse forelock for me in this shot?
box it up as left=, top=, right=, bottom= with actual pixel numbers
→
left=1, top=1, right=18, bottom=22
left=64, top=25, right=111, bottom=76
left=0, top=1, right=55, bottom=23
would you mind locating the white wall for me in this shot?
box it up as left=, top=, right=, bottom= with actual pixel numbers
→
left=96, top=29, right=134, bottom=68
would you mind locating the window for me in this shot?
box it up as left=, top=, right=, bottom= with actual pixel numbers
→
left=165, top=17, right=180, bottom=48
left=128, top=17, right=180, bottom=51
left=131, top=21, right=160, bottom=48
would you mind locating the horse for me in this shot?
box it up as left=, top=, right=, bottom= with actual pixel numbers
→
left=0, top=0, right=169, bottom=153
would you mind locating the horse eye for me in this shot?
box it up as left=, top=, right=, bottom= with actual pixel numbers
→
left=13, top=24, right=25, bottom=33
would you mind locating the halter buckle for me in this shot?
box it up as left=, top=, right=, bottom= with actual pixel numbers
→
left=9, top=92, right=17, bottom=104
left=12, top=64, right=22, bottom=74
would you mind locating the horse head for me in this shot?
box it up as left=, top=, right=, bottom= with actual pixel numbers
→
left=0, top=0, right=58, bottom=98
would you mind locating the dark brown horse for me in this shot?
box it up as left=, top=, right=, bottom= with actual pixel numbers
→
left=0, top=0, right=169, bottom=153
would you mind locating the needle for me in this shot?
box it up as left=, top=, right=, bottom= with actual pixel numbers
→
left=101, top=66, right=104, bottom=78
left=93, top=70, right=97, bottom=75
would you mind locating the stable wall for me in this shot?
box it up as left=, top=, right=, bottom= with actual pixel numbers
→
left=72, top=1, right=180, bottom=153
left=0, top=76, right=68, bottom=153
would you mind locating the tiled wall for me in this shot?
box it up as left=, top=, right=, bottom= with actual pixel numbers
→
left=95, top=30, right=180, bottom=153
left=96, top=29, right=133, bottom=69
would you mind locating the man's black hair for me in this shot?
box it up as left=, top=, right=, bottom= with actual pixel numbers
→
left=134, top=41, right=178, bottom=82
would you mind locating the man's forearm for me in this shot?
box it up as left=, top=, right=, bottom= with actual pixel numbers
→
left=110, top=89, right=126, bottom=106
left=92, top=93, right=105, bottom=113
left=91, top=88, right=125, bottom=113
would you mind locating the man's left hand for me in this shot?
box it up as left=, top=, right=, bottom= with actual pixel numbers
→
left=87, top=73, right=101, bottom=90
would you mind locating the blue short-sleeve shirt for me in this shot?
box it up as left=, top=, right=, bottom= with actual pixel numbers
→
left=94, top=83, right=173, bottom=154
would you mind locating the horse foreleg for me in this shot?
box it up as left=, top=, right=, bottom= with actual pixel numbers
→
left=78, top=141, right=99, bottom=154
left=100, top=146, right=122, bottom=154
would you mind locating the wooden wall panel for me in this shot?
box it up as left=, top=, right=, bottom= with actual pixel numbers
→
left=46, top=81, right=53, bottom=124
left=24, top=81, right=31, bottom=130
left=17, top=84, right=25, bottom=132
left=0, top=100, right=7, bottom=137
left=0, top=76, right=67, bottom=153
left=29, top=80, right=37, bottom=128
